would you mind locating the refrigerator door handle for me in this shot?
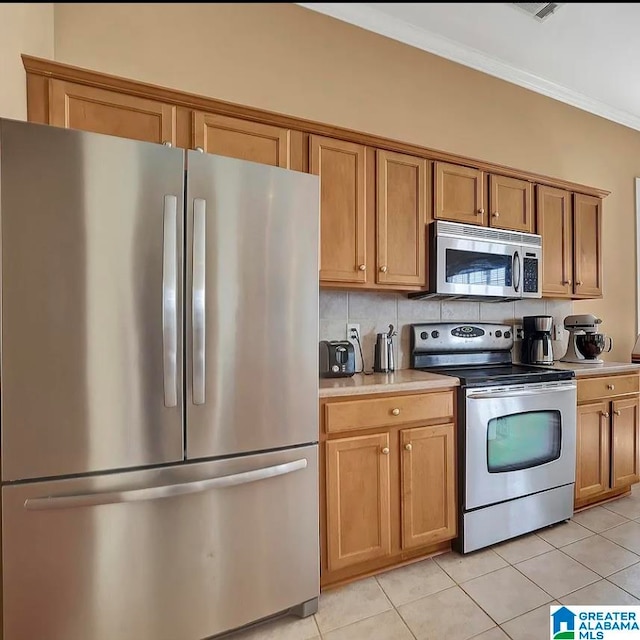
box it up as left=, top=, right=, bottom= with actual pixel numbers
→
left=193, top=198, right=206, bottom=405
left=162, top=194, right=178, bottom=408
left=24, top=458, right=308, bottom=511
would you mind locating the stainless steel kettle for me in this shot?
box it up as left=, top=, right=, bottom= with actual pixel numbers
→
left=373, top=325, right=396, bottom=373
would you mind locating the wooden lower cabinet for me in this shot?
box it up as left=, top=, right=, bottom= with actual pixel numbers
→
left=400, top=424, right=456, bottom=549
left=325, top=433, right=391, bottom=572
left=575, top=375, right=640, bottom=509
left=612, top=397, right=640, bottom=488
left=321, top=390, right=457, bottom=588
left=575, top=401, right=610, bottom=501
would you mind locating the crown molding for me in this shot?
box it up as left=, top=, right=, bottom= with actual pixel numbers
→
left=298, top=2, right=640, bottom=133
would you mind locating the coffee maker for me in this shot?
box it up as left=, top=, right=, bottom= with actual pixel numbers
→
left=561, top=314, right=612, bottom=364
left=521, top=315, right=554, bottom=365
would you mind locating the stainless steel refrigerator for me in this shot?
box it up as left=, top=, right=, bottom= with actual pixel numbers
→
left=0, top=119, right=320, bottom=640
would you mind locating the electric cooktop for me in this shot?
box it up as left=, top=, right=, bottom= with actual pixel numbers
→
left=413, top=363, right=575, bottom=388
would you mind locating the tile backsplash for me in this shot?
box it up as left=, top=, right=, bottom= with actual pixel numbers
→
left=320, top=290, right=574, bottom=371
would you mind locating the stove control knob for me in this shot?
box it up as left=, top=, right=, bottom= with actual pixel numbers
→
left=495, top=330, right=502, bottom=338
left=420, top=331, right=428, bottom=340
left=431, top=330, right=440, bottom=339
left=504, top=330, right=511, bottom=339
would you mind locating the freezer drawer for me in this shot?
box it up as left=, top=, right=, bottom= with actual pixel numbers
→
left=2, top=446, right=319, bottom=640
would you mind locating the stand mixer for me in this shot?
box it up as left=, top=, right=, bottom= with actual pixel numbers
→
left=561, top=314, right=613, bottom=364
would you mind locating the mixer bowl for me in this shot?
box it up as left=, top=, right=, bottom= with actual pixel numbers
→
left=576, top=333, right=613, bottom=359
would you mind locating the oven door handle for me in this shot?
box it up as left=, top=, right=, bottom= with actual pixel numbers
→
left=467, top=384, right=576, bottom=399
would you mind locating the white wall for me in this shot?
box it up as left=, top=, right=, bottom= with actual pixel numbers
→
left=0, top=3, right=54, bottom=119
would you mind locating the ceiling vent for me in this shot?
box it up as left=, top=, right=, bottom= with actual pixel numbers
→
left=511, top=3, right=563, bottom=21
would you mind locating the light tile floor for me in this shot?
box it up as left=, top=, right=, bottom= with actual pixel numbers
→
left=228, top=484, right=640, bottom=640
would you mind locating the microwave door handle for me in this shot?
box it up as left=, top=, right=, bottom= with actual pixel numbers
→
left=513, top=250, right=521, bottom=293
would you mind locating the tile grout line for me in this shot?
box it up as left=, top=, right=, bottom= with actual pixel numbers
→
left=313, top=499, right=640, bottom=638
left=550, top=535, right=640, bottom=589
left=374, top=574, right=419, bottom=640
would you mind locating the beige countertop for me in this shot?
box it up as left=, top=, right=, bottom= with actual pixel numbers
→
left=548, top=361, right=640, bottom=377
left=319, top=369, right=460, bottom=398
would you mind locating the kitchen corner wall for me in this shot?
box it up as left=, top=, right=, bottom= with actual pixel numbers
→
left=0, top=3, right=53, bottom=120
left=320, top=290, right=573, bottom=371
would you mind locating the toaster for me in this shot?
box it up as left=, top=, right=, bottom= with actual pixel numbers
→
left=319, top=340, right=356, bottom=378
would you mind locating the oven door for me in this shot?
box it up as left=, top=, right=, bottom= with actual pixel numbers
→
left=465, top=381, right=577, bottom=510
left=436, top=235, right=521, bottom=298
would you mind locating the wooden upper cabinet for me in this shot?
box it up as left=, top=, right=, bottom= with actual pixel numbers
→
left=400, top=424, right=456, bottom=549
left=192, top=112, right=291, bottom=167
left=325, top=433, right=391, bottom=572
left=49, top=80, right=176, bottom=145
left=536, top=186, right=573, bottom=298
left=489, top=174, right=533, bottom=232
left=611, top=396, right=640, bottom=489
left=573, top=193, right=603, bottom=298
left=311, top=136, right=367, bottom=284
left=376, top=150, right=427, bottom=287
left=434, top=162, right=484, bottom=225
left=575, top=401, right=610, bottom=500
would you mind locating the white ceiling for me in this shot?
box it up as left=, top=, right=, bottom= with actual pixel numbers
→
left=299, top=3, right=640, bottom=132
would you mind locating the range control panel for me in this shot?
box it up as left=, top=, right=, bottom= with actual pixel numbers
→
left=411, top=323, right=514, bottom=354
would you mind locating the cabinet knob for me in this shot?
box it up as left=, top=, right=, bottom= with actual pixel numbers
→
left=358, top=264, right=366, bottom=271
left=195, top=146, right=204, bottom=153
left=405, top=443, right=413, bottom=452
left=563, top=280, right=572, bottom=285
left=380, top=265, right=388, bottom=273
left=381, top=447, right=390, bottom=455
left=162, top=141, right=173, bottom=147
left=607, top=384, right=615, bottom=390
left=477, top=208, right=485, bottom=216
left=614, top=409, right=621, bottom=416
left=576, top=281, right=583, bottom=286
left=602, top=412, right=610, bottom=418
left=391, top=408, right=400, bottom=416
left=492, top=211, right=500, bottom=218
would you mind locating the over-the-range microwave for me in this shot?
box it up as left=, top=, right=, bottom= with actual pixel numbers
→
left=409, top=220, right=542, bottom=301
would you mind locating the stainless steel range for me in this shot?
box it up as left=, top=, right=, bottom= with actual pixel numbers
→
left=411, top=322, right=577, bottom=553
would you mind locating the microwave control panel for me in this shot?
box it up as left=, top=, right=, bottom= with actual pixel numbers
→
left=522, top=257, right=539, bottom=294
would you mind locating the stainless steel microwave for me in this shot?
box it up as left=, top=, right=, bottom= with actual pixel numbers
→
left=409, top=221, right=542, bottom=301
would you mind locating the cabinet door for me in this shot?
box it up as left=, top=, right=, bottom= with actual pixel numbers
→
left=611, top=397, right=640, bottom=488
left=489, top=174, right=533, bottom=232
left=311, top=136, right=367, bottom=283
left=400, top=424, right=456, bottom=549
left=49, top=80, right=176, bottom=145
left=575, top=401, right=610, bottom=500
left=434, top=162, right=484, bottom=225
left=536, top=186, right=573, bottom=298
left=376, top=150, right=427, bottom=286
left=192, top=112, right=290, bottom=167
left=573, top=194, right=603, bottom=298
left=325, top=433, right=391, bottom=571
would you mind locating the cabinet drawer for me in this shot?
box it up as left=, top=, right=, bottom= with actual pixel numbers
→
left=325, top=392, right=454, bottom=434
left=578, top=375, right=640, bottom=403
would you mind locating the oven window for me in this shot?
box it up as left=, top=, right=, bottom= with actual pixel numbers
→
left=446, top=249, right=512, bottom=286
left=487, top=410, right=561, bottom=472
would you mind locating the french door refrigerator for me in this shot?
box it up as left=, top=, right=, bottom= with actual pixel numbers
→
left=0, top=119, right=320, bottom=640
